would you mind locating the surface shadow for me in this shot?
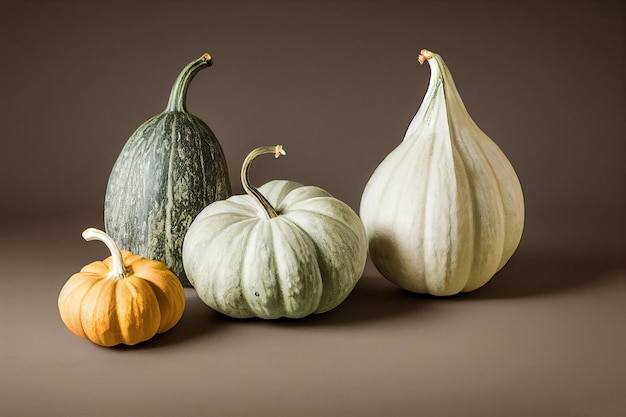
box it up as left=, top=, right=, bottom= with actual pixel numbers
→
left=112, top=289, right=220, bottom=350
left=213, top=274, right=432, bottom=328
left=112, top=248, right=626, bottom=342
left=460, top=249, right=626, bottom=300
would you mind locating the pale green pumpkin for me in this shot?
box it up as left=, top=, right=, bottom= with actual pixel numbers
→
left=182, top=146, right=368, bottom=319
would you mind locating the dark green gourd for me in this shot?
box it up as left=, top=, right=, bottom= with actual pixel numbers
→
left=104, top=53, right=231, bottom=287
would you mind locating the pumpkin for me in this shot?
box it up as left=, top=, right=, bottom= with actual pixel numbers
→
left=182, top=145, right=368, bottom=319
left=359, top=49, right=525, bottom=296
left=104, top=52, right=231, bottom=287
left=58, top=228, right=186, bottom=346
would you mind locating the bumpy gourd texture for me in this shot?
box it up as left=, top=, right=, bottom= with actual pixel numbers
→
left=360, top=51, right=524, bottom=296
left=183, top=180, right=368, bottom=319
left=104, top=112, right=230, bottom=287
left=104, top=54, right=231, bottom=288
left=58, top=251, right=186, bottom=346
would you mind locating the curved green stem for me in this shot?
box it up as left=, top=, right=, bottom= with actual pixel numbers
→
left=165, top=52, right=212, bottom=113
left=82, top=228, right=127, bottom=280
left=241, top=145, right=286, bottom=219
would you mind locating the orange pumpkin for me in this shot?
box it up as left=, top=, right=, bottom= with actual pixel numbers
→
left=58, top=228, right=186, bottom=346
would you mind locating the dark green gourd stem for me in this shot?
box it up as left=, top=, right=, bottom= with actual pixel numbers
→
left=241, top=145, right=286, bottom=220
left=82, top=228, right=128, bottom=281
left=165, top=52, right=212, bottom=113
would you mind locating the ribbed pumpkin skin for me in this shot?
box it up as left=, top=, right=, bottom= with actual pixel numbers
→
left=360, top=51, right=524, bottom=296
left=104, top=112, right=230, bottom=287
left=182, top=180, right=368, bottom=319
left=104, top=54, right=231, bottom=287
left=58, top=251, right=186, bottom=347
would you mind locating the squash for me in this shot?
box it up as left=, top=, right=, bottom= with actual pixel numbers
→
left=104, top=53, right=231, bottom=287
left=359, top=49, right=525, bottom=296
left=182, top=145, right=368, bottom=319
left=58, top=228, right=186, bottom=346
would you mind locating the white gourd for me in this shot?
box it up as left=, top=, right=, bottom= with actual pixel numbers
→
left=360, top=49, right=525, bottom=296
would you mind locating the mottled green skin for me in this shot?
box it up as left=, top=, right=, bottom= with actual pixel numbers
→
left=104, top=111, right=231, bottom=287
left=182, top=180, right=368, bottom=319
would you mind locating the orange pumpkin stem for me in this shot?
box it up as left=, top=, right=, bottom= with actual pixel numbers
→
left=82, top=228, right=128, bottom=280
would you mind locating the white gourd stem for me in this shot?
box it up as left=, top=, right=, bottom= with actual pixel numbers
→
left=240, top=145, right=286, bottom=219
left=82, top=228, right=127, bottom=280
left=165, top=52, right=212, bottom=113
left=418, top=48, right=434, bottom=64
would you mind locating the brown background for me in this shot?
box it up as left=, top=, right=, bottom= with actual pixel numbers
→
left=1, top=1, right=624, bottom=416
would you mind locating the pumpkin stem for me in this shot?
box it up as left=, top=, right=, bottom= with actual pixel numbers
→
left=82, top=228, right=128, bottom=280
left=418, top=49, right=434, bottom=65
left=241, top=145, right=286, bottom=219
left=165, top=52, right=212, bottom=113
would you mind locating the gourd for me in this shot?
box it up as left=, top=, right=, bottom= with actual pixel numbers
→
left=58, top=228, right=186, bottom=346
left=360, top=49, right=525, bottom=296
left=182, top=145, right=368, bottom=319
left=104, top=53, right=231, bottom=287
